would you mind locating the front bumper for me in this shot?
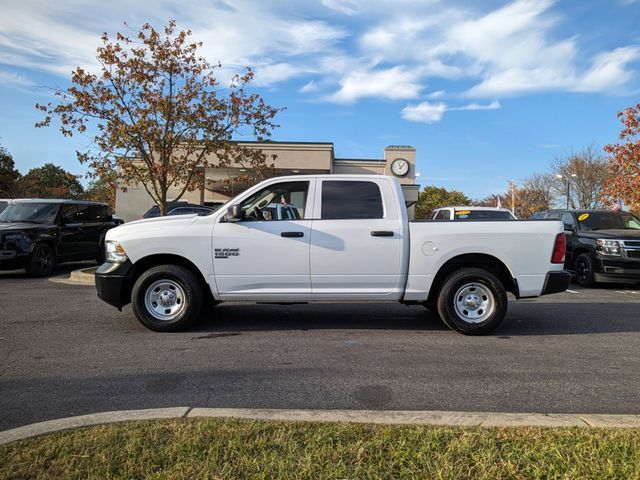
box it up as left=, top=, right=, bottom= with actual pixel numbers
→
left=594, top=257, right=640, bottom=283
left=0, top=249, right=28, bottom=270
left=95, top=260, right=133, bottom=310
left=541, top=270, right=571, bottom=295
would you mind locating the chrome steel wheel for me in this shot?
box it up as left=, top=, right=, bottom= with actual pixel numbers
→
left=144, top=279, right=187, bottom=321
left=453, top=282, right=495, bottom=324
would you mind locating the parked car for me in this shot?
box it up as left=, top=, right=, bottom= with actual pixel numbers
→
left=431, top=206, right=516, bottom=221
left=0, top=199, right=11, bottom=214
left=96, top=175, right=569, bottom=335
left=533, top=209, right=640, bottom=286
left=0, top=199, right=117, bottom=276
left=142, top=202, right=214, bottom=218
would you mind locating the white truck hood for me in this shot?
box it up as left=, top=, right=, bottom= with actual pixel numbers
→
left=106, top=214, right=200, bottom=242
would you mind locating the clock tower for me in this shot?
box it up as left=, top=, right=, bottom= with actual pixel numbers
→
left=384, top=145, right=416, bottom=184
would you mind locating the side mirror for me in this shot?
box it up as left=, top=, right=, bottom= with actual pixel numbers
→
left=563, top=224, right=575, bottom=232
left=226, top=205, right=243, bottom=222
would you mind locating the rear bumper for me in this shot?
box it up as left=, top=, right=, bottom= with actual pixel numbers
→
left=541, top=270, right=571, bottom=295
left=95, top=260, right=132, bottom=310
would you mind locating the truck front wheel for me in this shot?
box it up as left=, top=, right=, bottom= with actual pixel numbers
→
left=436, top=268, right=507, bottom=335
left=131, top=264, right=203, bottom=332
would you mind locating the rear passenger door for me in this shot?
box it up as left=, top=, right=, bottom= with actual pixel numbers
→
left=309, top=179, right=404, bottom=298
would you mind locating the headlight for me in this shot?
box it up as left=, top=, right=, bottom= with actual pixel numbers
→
left=105, top=240, right=128, bottom=263
left=596, top=239, right=621, bottom=256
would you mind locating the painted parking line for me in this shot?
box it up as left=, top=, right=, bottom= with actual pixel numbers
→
left=566, top=290, right=580, bottom=294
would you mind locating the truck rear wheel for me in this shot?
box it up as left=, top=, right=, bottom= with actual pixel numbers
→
left=436, top=267, right=507, bottom=335
left=131, top=264, right=203, bottom=332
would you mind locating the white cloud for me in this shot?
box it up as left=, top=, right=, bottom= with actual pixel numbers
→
left=455, top=100, right=501, bottom=111
left=300, top=80, right=318, bottom=93
left=401, top=101, right=447, bottom=123
left=427, top=90, right=446, bottom=99
left=0, top=0, right=346, bottom=80
left=327, top=66, right=423, bottom=103
left=402, top=100, right=501, bottom=123
left=575, top=46, right=640, bottom=92
left=320, top=0, right=361, bottom=15
left=253, top=63, right=308, bottom=87
left=0, top=0, right=637, bottom=109
left=0, top=69, right=35, bottom=88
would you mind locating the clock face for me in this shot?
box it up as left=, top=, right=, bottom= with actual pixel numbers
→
left=391, top=158, right=409, bottom=177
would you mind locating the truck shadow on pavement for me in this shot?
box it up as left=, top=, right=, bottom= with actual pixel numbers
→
left=175, top=300, right=640, bottom=336
left=191, top=303, right=450, bottom=333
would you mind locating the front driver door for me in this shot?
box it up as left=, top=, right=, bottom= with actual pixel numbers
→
left=213, top=180, right=314, bottom=298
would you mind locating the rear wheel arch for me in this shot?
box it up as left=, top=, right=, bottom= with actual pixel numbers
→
left=426, top=253, right=518, bottom=305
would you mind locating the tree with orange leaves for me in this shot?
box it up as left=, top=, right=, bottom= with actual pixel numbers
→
left=604, top=103, right=640, bottom=213
left=36, top=21, right=282, bottom=215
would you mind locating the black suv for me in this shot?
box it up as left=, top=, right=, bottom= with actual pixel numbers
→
left=0, top=199, right=117, bottom=276
left=533, top=209, right=640, bottom=286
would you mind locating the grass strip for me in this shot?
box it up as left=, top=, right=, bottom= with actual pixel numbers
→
left=1, top=417, right=639, bottom=479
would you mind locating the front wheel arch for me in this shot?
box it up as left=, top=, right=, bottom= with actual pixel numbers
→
left=123, top=254, right=214, bottom=307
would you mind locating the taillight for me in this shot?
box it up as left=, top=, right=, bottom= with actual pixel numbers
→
left=551, top=233, right=566, bottom=264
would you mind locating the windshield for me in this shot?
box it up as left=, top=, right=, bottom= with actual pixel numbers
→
left=454, top=209, right=515, bottom=220
left=0, top=202, right=60, bottom=224
left=576, top=211, right=640, bottom=230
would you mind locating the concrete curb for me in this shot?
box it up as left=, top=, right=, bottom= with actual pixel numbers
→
left=2, top=407, right=640, bottom=446
left=49, top=267, right=96, bottom=286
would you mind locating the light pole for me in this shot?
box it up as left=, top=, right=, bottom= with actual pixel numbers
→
left=556, top=173, right=577, bottom=209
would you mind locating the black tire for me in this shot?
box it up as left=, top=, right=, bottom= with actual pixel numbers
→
left=575, top=253, right=596, bottom=288
left=25, top=243, right=55, bottom=277
left=436, top=267, right=508, bottom=335
left=131, top=264, right=203, bottom=332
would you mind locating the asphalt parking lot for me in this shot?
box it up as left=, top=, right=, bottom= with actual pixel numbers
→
left=1, top=264, right=639, bottom=431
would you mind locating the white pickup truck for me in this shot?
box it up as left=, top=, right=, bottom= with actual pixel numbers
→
left=96, top=175, right=569, bottom=335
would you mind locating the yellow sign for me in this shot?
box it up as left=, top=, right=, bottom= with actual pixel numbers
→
left=455, top=210, right=471, bottom=215
left=578, top=213, right=589, bottom=221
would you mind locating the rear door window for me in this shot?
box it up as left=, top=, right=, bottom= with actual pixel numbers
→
left=321, top=181, right=383, bottom=220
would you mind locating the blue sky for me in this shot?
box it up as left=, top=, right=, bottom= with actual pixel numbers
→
left=0, top=0, right=639, bottom=199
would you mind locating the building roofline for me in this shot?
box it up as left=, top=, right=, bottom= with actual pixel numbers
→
left=233, top=140, right=334, bottom=146
left=334, top=157, right=385, bottom=163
